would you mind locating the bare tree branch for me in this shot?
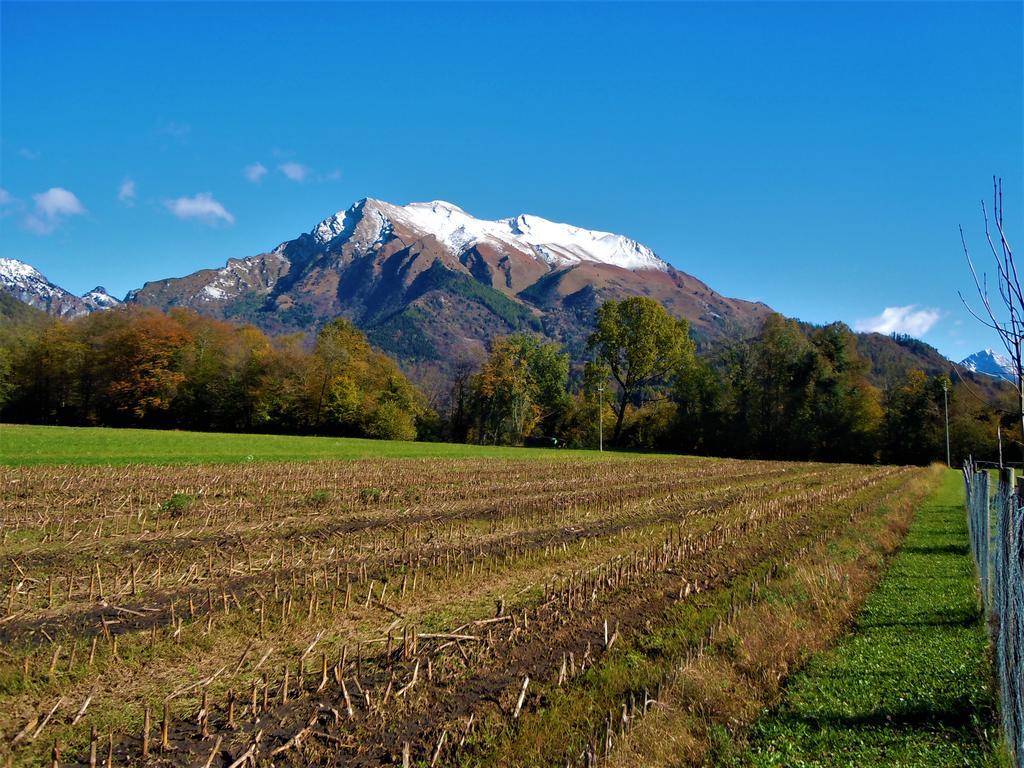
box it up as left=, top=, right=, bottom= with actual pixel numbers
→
left=961, top=177, right=1021, bottom=460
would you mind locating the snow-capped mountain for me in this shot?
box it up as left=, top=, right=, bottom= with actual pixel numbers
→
left=960, top=348, right=1017, bottom=382
left=0, top=258, right=122, bottom=317
left=311, top=200, right=669, bottom=272
left=128, top=197, right=772, bottom=380
left=129, top=199, right=675, bottom=314
left=0, top=257, right=88, bottom=317
left=81, top=286, right=122, bottom=312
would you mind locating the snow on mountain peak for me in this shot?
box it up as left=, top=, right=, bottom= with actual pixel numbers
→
left=0, top=257, right=44, bottom=282
left=496, top=211, right=666, bottom=271
left=0, top=257, right=93, bottom=317
left=960, top=348, right=1016, bottom=382
left=1, top=258, right=123, bottom=316
left=81, top=286, right=122, bottom=311
left=310, top=199, right=670, bottom=272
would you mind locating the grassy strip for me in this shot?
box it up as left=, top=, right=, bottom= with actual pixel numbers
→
left=0, top=424, right=663, bottom=466
left=738, top=469, right=1001, bottom=767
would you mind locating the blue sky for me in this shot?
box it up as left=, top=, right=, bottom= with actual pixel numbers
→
left=1, top=1, right=1021, bottom=360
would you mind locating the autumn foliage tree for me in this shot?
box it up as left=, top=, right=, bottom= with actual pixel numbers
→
left=91, top=309, right=191, bottom=423
left=309, top=318, right=427, bottom=440
left=0, top=307, right=430, bottom=440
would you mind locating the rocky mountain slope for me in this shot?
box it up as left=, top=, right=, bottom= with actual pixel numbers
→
left=960, top=348, right=1016, bottom=382
left=0, top=258, right=120, bottom=318
left=126, top=199, right=774, bottom=378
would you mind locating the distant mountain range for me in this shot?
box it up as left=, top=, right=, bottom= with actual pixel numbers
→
left=0, top=257, right=120, bottom=317
left=0, top=198, right=1011, bottom=393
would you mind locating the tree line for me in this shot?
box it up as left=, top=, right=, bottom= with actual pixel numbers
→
left=445, top=297, right=1009, bottom=466
left=0, top=297, right=1007, bottom=465
left=0, top=307, right=430, bottom=440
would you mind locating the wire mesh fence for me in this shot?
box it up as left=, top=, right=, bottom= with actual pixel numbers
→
left=964, top=460, right=1024, bottom=767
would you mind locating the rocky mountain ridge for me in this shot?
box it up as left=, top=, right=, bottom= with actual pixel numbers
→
left=122, top=198, right=774, bottom=379
left=0, top=257, right=120, bottom=317
left=960, top=348, right=1016, bottom=382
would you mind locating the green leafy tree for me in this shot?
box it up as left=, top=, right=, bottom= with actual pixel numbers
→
left=469, top=334, right=569, bottom=445
left=6, top=321, right=87, bottom=423
left=882, top=369, right=949, bottom=465
left=558, top=362, right=615, bottom=449
left=311, top=318, right=361, bottom=429
left=671, top=357, right=723, bottom=455
left=0, top=345, right=12, bottom=411
left=365, top=400, right=418, bottom=441
left=804, top=323, right=882, bottom=462
left=726, top=314, right=816, bottom=458
left=588, top=297, right=695, bottom=445
left=948, top=391, right=1000, bottom=466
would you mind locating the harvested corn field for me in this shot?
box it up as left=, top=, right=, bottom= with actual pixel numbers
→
left=0, top=457, right=938, bottom=767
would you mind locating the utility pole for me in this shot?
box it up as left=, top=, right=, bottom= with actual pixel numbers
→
left=998, top=422, right=1004, bottom=469
left=943, top=381, right=951, bottom=467
left=597, top=385, right=604, bottom=453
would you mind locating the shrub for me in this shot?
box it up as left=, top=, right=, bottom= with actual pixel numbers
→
left=364, top=401, right=418, bottom=441
left=161, top=492, right=194, bottom=516
left=304, top=490, right=332, bottom=508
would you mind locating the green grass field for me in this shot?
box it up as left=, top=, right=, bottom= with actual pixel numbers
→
left=0, top=423, right=657, bottom=465
left=739, top=470, right=1001, bottom=767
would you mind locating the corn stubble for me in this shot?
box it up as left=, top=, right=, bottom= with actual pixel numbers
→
left=0, top=456, right=933, bottom=766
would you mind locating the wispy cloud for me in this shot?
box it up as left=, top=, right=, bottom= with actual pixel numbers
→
left=0, top=188, right=22, bottom=221
left=854, top=305, right=941, bottom=336
left=164, top=192, right=234, bottom=225
left=279, top=162, right=311, bottom=182
left=259, top=152, right=338, bottom=183
left=18, top=148, right=39, bottom=160
left=24, top=187, right=86, bottom=234
left=244, top=162, right=268, bottom=184
left=118, top=178, right=137, bottom=206
left=157, top=120, right=191, bottom=140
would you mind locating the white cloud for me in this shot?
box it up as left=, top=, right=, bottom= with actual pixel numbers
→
left=18, top=148, right=39, bottom=160
left=854, top=305, right=941, bottom=337
left=0, top=188, right=12, bottom=206
left=324, top=169, right=342, bottom=181
left=34, top=187, right=85, bottom=218
left=164, top=192, right=234, bottom=225
left=118, top=178, right=137, bottom=206
left=244, top=162, right=268, bottom=183
left=24, top=187, right=86, bottom=234
left=279, top=162, right=310, bottom=182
